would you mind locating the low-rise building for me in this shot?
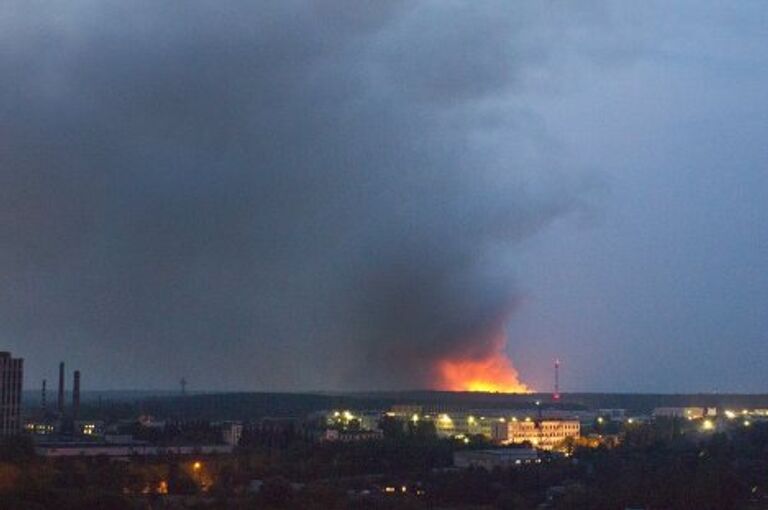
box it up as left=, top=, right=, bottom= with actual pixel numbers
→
left=454, top=448, right=539, bottom=469
left=221, top=422, right=243, bottom=446
left=389, top=405, right=423, bottom=419
left=598, top=408, right=627, bottom=421
left=34, top=441, right=234, bottom=458
left=75, top=420, right=105, bottom=437
left=358, top=411, right=383, bottom=432
left=24, top=420, right=57, bottom=436
left=653, top=407, right=706, bottom=420
left=492, top=419, right=580, bottom=451
left=320, top=428, right=384, bottom=442
left=324, top=409, right=382, bottom=432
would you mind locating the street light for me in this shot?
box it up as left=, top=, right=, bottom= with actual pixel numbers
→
left=192, top=461, right=204, bottom=490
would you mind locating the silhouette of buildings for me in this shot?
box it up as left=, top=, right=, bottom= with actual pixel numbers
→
left=0, top=351, right=23, bottom=436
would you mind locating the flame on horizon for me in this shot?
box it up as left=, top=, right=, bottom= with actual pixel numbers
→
left=434, top=330, right=530, bottom=394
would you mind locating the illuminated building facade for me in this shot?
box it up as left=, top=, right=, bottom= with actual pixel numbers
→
left=434, top=413, right=500, bottom=438
left=325, top=409, right=382, bottom=432
left=25, top=421, right=56, bottom=436
left=0, top=352, right=23, bottom=436
left=75, top=420, right=105, bottom=437
left=492, top=418, right=580, bottom=450
left=389, top=404, right=423, bottom=418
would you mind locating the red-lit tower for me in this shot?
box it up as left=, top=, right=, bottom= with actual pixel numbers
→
left=553, top=359, right=560, bottom=400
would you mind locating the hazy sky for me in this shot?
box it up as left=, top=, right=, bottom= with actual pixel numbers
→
left=2, top=1, right=767, bottom=392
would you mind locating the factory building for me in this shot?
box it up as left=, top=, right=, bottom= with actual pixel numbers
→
left=322, top=409, right=384, bottom=432
left=598, top=408, right=627, bottom=421
left=319, top=428, right=384, bottom=442
left=25, top=421, right=56, bottom=436
left=652, top=407, right=711, bottom=420
left=34, top=442, right=234, bottom=458
left=432, top=412, right=503, bottom=438
left=454, top=448, right=539, bottom=470
left=0, top=352, right=23, bottom=436
left=492, top=418, right=580, bottom=451
left=389, top=404, right=423, bottom=418
left=26, top=361, right=86, bottom=437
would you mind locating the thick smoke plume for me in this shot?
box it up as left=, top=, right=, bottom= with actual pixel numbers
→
left=0, top=1, right=588, bottom=390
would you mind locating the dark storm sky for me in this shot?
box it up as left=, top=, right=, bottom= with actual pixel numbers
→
left=2, top=1, right=767, bottom=392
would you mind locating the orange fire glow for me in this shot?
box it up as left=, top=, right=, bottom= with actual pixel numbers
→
left=437, top=355, right=529, bottom=393
left=435, top=331, right=530, bottom=393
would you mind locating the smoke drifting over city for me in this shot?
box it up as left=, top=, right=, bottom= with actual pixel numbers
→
left=2, top=0, right=768, bottom=393
left=2, top=1, right=602, bottom=390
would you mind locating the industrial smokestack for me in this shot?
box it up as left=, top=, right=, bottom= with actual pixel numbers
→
left=73, top=370, right=81, bottom=422
left=57, top=362, right=65, bottom=415
left=41, top=379, right=47, bottom=413
left=553, top=359, right=561, bottom=401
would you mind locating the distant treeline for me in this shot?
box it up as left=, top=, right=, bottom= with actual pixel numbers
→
left=54, top=391, right=768, bottom=422
left=566, top=392, right=768, bottom=413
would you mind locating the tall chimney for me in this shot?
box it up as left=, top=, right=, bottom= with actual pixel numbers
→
left=41, top=379, right=47, bottom=413
left=553, top=359, right=561, bottom=401
left=57, top=362, right=65, bottom=414
left=73, top=370, right=81, bottom=422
